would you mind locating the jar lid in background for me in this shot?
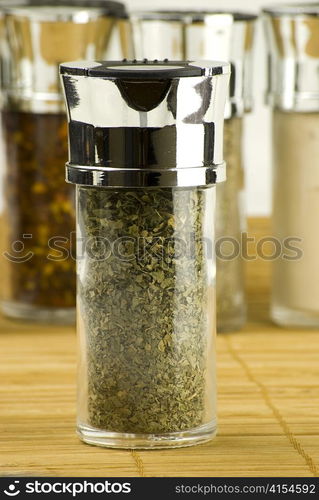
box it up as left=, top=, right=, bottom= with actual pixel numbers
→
left=0, top=0, right=129, bottom=112
left=263, top=3, right=319, bottom=111
left=130, top=10, right=257, bottom=118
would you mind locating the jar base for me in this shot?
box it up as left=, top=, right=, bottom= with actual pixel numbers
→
left=0, top=300, right=76, bottom=325
left=272, top=303, right=319, bottom=328
left=217, top=310, right=246, bottom=333
left=77, top=420, right=217, bottom=450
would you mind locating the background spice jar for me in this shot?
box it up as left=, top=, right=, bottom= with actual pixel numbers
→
left=0, top=0, right=131, bottom=322
left=264, top=4, right=319, bottom=327
left=131, top=10, right=257, bottom=332
left=61, top=59, right=230, bottom=448
left=216, top=117, right=245, bottom=331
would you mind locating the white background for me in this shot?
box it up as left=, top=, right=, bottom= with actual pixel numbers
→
left=125, top=0, right=302, bottom=216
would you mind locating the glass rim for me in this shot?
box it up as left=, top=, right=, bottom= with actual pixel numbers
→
left=262, top=3, right=319, bottom=17
left=0, top=0, right=127, bottom=20
left=131, top=10, right=257, bottom=23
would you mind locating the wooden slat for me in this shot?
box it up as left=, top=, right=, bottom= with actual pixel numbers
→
left=0, top=218, right=318, bottom=477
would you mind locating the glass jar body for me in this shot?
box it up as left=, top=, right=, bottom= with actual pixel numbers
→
left=216, top=117, right=246, bottom=332
left=271, top=109, right=319, bottom=327
left=76, top=185, right=217, bottom=449
left=0, top=110, right=76, bottom=323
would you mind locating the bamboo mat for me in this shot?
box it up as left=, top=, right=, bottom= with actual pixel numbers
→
left=0, top=218, right=318, bottom=477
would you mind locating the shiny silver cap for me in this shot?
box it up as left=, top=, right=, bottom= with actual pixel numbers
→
left=263, top=4, right=319, bottom=111
left=60, top=59, right=230, bottom=188
left=0, top=0, right=130, bottom=113
left=131, top=10, right=256, bottom=118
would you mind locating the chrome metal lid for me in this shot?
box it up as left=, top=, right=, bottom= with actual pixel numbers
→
left=131, top=10, right=257, bottom=118
left=60, top=59, right=230, bottom=188
left=263, top=3, right=319, bottom=111
left=0, top=0, right=129, bottom=113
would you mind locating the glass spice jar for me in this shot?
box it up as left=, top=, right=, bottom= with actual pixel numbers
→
left=131, top=10, right=257, bottom=332
left=0, top=0, right=131, bottom=323
left=264, top=4, right=319, bottom=327
left=61, top=59, right=230, bottom=448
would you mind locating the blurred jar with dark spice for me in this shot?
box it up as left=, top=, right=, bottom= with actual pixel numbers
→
left=131, top=10, right=257, bottom=332
left=0, top=0, right=131, bottom=322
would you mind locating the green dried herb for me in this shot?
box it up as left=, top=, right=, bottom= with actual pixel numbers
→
left=78, top=186, right=215, bottom=434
